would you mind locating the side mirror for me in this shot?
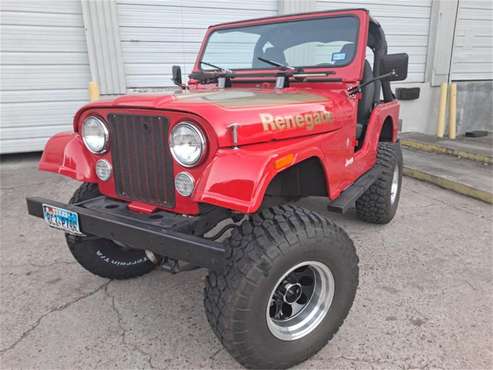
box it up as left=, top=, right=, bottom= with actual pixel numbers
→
left=381, top=53, right=408, bottom=81
left=172, top=65, right=183, bottom=87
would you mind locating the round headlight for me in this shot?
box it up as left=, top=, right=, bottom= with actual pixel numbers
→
left=82, top=116, right=109, bottom=154
left=169, top=122, right=206, bottom=167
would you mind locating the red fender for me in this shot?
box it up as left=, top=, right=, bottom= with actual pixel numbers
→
left=194, top=135, right=331, bottom=213
left=39, top=132, right=97, bottom=182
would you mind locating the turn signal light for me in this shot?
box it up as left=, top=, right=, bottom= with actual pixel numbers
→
left=274, top=154, right=295, bottom=170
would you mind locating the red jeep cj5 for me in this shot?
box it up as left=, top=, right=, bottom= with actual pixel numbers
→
left=27, top=8, right=408, bottom=369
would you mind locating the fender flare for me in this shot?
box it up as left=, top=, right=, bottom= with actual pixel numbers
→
left=194, top=139, right=328, bottom=213
left=39, top=132, right=97, bottom=182
left=360, top=101, right=400, bottom=154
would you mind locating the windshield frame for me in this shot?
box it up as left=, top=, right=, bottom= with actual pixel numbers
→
left=194, top=10, right=367, bottom=80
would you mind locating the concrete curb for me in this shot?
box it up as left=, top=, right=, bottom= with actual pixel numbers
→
left=401, top=139, right=493, bottom=165
left=403, top=166, right=493, bottom=204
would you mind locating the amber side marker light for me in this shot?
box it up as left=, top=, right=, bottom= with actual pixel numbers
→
left=274, top=154, right=295, bottom=170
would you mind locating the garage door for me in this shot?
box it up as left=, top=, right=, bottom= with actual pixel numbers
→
left=116, top=0, right=278, bottom=90
left=0, top=0, right=90, bottom=154
left=450, top=0, right=493, bottom=81
left=315, top=0, right=432, bottom=82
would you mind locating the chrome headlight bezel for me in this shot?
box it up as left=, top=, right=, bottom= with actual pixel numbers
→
left=81, top=116, right=109, bottom=154
left=169, top=122, right=207, bottom=167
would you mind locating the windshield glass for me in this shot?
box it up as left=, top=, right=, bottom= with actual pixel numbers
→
left=201, top=16, right=359, bottom=71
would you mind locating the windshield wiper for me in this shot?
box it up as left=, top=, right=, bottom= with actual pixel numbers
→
left=256, top=57, right=337, bottom=77
left=257, top=57, right=297, bottom=71
left=200, top=61, right=232, bottom=74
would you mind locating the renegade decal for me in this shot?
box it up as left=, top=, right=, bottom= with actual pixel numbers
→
left=260, top=111, right=333, bottom=132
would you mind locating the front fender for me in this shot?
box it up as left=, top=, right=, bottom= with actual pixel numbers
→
left=194, top=136, right=328, bottom=213
left=39, top=132, right=97, bottom=182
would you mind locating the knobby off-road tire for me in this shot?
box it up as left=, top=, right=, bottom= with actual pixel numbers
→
left=204, top=205, right=359, bottom=369
left=356, top=142, right=403, bottom=224
left=65, top=183, right=157, bottom=279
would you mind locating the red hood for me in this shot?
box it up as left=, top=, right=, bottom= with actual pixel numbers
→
left=78, top=87, right=353, bottom=147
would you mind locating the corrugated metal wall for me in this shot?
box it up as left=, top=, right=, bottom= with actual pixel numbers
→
left=451, top=0, right=493, bottom=81
left=116, top=0, right=278, bottom=89
left=0, top=0, right=90, bottom=154
left=315, top=0, right=432, bottom=82
left=1, top=0, right=491, bottom=154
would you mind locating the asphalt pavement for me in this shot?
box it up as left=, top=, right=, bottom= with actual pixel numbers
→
left=1, top=153, right=492, bottom=370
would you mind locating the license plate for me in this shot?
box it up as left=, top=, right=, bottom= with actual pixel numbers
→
left=42, top=204, right=83, bottom=236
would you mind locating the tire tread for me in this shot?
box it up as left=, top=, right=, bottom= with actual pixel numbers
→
left=355, top=142, right=402, bottom=224
left=204, top=205, right=359, bottom=369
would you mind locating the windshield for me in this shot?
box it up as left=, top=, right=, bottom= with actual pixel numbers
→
left=201, top=16, right=359, bottom=72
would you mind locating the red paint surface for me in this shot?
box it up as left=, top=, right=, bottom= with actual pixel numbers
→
left=38, top=9, right=400, bottom=215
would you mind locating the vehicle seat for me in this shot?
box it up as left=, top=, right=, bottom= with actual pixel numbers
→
left=356, top=60, right=375, bottom=139
left=254, top=47, right=287, bottom=68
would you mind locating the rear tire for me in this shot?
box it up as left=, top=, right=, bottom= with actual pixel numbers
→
left=356, top=142, right=403, bottom=224
left=65, top=183, right=157, bottom=279
left=204, top=205, right=359, bottom=369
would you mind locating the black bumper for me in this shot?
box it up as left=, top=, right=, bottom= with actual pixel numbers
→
left=26, top=196, right=225, bottom=271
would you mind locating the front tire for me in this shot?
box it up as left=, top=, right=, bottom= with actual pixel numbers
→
left=356, top=142, right=403, bottom=224
left=204, top=205, right=359, bottom=369
left=66, top=183, right=157, bottom=279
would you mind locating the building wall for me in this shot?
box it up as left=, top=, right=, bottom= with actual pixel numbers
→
left=116, top=0, right=278, bottom=90
left=0, top=0, right=91, bottom=154
left=1, top=0, right=491, bottom=154
left=451, top=0, right=493, bottom=81
left=315, top=0, right=433, bottom=83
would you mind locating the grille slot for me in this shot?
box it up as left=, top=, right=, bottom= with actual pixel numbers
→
left=108, top=114, right=175, bottom=208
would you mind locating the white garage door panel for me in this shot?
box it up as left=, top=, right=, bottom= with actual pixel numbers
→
left=0, top=125, right=74, bottom=141
left=1, top=89, right=88, bottom=104
left=0, top=0, right=89, bottom=154
left=120, top=27, right=205, bottom=43
left=1, top=138, right=60, bottom=154
left=0, top=25, right=87, bottom=52
left=119, top=5, right=275, bottom=28
left=0, top=0, right=82, bottom=13
left=451, top=0, right=493, bottom=81
left=374, top=18, right=430, bottom=36
left=385, top=35, right=429, bottom=47
left=316, top=1, right=430, bottom=18
left=126, top=75, right=176, bottom=88
left=117, top=0, right=278, bottom=89
left=119, top=0, right=277, bottom=11
left=452, top=63, right=493, bottom=74
left=454, top=35, right=493, bottom=48
left=316, top=0, right=432, bottom=83
left=1, top=52, right=89, bottom=65
left=459, top=7, right=493, bottom=20
left=0, top=11, right=83, bottom=28
left=1, top=65, right=91, bottom=90
left=124, top=51, right=197, bottom=64
left=122, top=41, right=201, bottom=54
left=126, top=63, right=194, bottom=75
left=1, top=101, right=85, bottom=129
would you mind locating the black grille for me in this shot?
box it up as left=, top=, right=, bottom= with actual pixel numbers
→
left=108, top=114, right=175, bottom=208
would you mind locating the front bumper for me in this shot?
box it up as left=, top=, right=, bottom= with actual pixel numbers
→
left=26, top=196, right=225, bottom=271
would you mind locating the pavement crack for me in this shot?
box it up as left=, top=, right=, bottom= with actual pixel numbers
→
left=0, top=280, right=111, bottom=356
left=209, top=347, right=223, bottom=360
left=334, top=355, right=405, bottom=369
left=105, top=285, right=157, bottom=370
left=3, top=260, right=77, bottom=269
